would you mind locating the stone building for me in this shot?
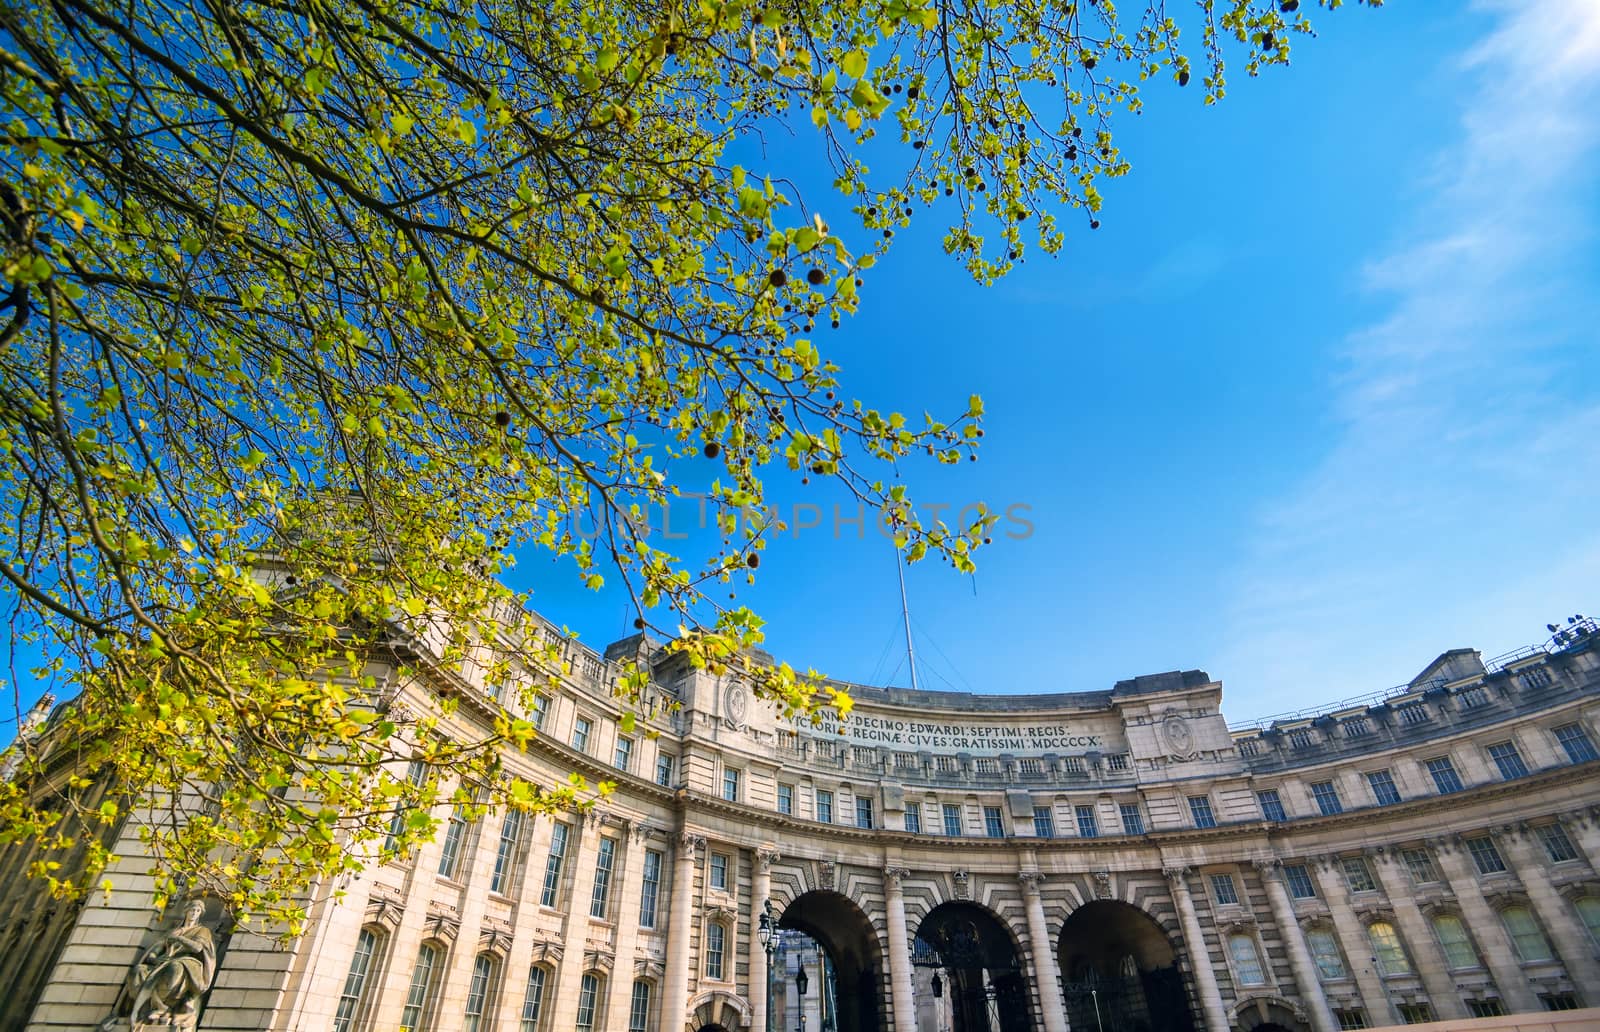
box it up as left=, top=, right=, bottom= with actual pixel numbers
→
left=4, top=612, right=1600, bottom=1032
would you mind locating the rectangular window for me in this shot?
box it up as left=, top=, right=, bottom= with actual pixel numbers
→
left=710, top=852, right=728, bottom=891
left=655, top=753, right=676, bottom=787
left=905, top=805, right=922, bottom=834
left=1120, top=803, right=1145, bottom=835
left=1397, top=702, right=1430, bottom=725
left=1188, top=795, right=1217, bottom=829
left=1210, top=873, right=1239, bottom=906
left=943, top=803, right=963, bottom=837
left=1311, top=781, right=1344, bottom=816
left=400, top=943, right=439, bottom=1032
left=1307, top=928, right=1346, bottom=979
left=639, top=849, right=662, bottom=927
left=464, top=954, right=497, bottom=1032
left=1366, top=770, right=1401, bottom=806
left=1426, top=756, right=1464, bottom=794
left=1106, top=753, right=1130, bottom=771
left=722, top=768, right=740, bottom=802
left=521, top=965, right=547, bottom=1032
left=332, top=928, right=379, bottom=1032
left=1284, top=863, right=1317, bottom=899
left=576, top=972, right=601, bottom=1030
left=1367, top=922, right=1411, bottom=976
left=1540, top=992, right=1581, bottom=1011
left=1466, top=835, right=1506, bottom=875
left=614, top=736, right=633, bottom=771
left=1465, top=1000, right=1505, bottom=1018
left=1288, top=728, right=1314, bottom=749
left=1033, top=806, right=1056, bottom=838
left=1456, top=686, right=1489, bottom=710
left=1502, top=906, right=1553, bottom=961
left=1342, top=855, right=1377, bottom=893
left=531, top=694, right=549, bottom=730
left=1400, top=847, right=1440, bottom=884
left=491, top=809, right=525, bottom=895
left=1075, top=805, right=1099, bottom=838
left=856, top=797, right=874, bottom=829
left=1396, top=1003, right=1434, bottom=1025
left=1554, top=723, right=1599, bottom=763
left=777, top=784, right=794, bottom=815
left=590, top=837, right=617, bottom=918
left=1487, top=741, right=1528, bottom=780
left=1536, top=823, right=1579, bottom=863
left=705, top=922, right=726, bottom=980
left=1257, top=790, right=1286, bottom=822
left=540, top=822, right=570, bottom=907
left=1432, top=914, right=1478, bottom=969
left=383, top=760, right=428, bottom=856
left=817, top=790, right=834, bottom=824
left=1334, top=1008, right=1368, bottom=1030
left=1228, top=933, right=1266, bottom=985
left=572, top=716, right=593, bottom=752
left=438, top=804, right=470, bottom=880
left=984, top=806, right=1006, bottom=838
left=1343, top=716, right=1371, bottom=738
left=629, top=981, right=652, bottom=1032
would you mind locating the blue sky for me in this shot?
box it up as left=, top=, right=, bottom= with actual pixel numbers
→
left=534, top=0, right=1600, bottom=724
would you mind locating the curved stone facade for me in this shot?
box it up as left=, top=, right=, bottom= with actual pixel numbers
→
left=10, top=617, right=1600, bottom=1032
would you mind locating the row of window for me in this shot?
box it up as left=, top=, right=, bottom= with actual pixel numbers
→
left=334, top=930, right=652, bottom=1032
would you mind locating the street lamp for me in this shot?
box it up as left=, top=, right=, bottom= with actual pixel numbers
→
left=796, top=964, right=809, bottom=1032
left=758, top=900, right=777, bottom=1032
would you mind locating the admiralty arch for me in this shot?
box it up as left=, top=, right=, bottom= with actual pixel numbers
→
left=4, top=614, right=1600, bottom=1032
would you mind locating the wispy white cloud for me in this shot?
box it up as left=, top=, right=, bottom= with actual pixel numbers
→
left=1217, top=0, right=1600, bottom=717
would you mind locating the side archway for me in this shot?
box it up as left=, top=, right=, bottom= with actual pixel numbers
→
left=914, top=900, right=1035, bottom=1032
left=778, top=889, right=884, bottom=1032
left=1057, top=900, right=1196, bottom=1032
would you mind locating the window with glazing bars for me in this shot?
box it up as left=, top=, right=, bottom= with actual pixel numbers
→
left=520, top=966, right=547, bottom=1032
left=1188, top=795, right=1217, bottom=829
left=1487, top=741, right=1528, bottom=780
left=1366, top=770, right=1401, bottom=806
left=777, top=784, right=793, bottom=815
left=856, top=797, right=874, bottom=829
left=628, top=980, right=651, bottom=1032
left=332, top=928, right=379, bottom=1032
left=1400, top=847, right=1439, bottom=883
left=1311, top=781, right=1343, bottom=816
left=1257, top=790, right=1286, bottom=822
left=463, top=954, right=497, bottom=1032
left=1120, top=803, right=1145, bottom=835
left=639, top=849, right=662, bottom=927
left=1536, top=823, right=1579, bottom=863
left=1284, top=863, right=1317, bottom=899
left=399, top=943, right=439, bottom=1031
left=817, top=791, right=834, bottom=823
left=984, top=806, right=1005, bottom=838
left=1426, top=756, right=1464, bottom=794
left=1075, top=805, right=1098, bottom=838
left=437, top=803, right=470, bottom=879
left=1466, top=835, right=1506, bottom=875
left=1341, top=856, right=1377, bottom=893
left=1210, top=873, right=1239, bottom=906
left=491, top=809, right=525, bottom=895
left=943, top=804, right=963, bottom=836
left=590, top=837, right=616, bottom=918
left=905, top=805, right=922, bottom=833
left=576, top=972, right=601, bottom=1030
left=540, top=822, right=570, bottom=907
left=1554, top=723, right=1599, bottom=763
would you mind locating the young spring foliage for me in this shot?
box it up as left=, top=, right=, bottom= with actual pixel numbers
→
left=0, top=0, right=1373, bottom=929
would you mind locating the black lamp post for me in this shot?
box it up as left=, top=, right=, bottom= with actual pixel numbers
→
left=796, top=964, right=809, bottom=1032
left=758, top=900, right=776, bottom=1032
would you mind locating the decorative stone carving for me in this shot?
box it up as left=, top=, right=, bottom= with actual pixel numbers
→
left=1092, top=869, right=1112, bottom=899
left=952, top=869, right=970, bottom=899
left=1160, top=709, right=1197, bottom=760
left=100, top=899, right=219, bottom=1032
left=1162, top=866, right=1191, bottom=890
left=364, top=890, right=405, bottom=933
left=677, top=831, right=705, bottom=853
left=818, top=860, right=837, bottom=891
left=1016, top=871, right=1043, bottom=894
left=530, top=937, right=565, bottom=965
left=757, top=847, right=782, bottom=872
left=480, top=919, right=514, bottom=957
left=885, top=866, right=911, bottom=889
left=425, top=905, right=461, bottom=943
left=724, top=681, right=749, bottom=730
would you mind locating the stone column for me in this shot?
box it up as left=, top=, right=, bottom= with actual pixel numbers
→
left=549, top=813, right=603, bottom=1030
left=884, top=866, right=918, bottom=1032
left=1312, top=855, right=1394, bottom=1026
left=661, top=831, right=703, bottom=1032
left=751, top=848, right=780, bottom=1032
left=491, top=813, right=554, bottom=1027
left=1365, top=849, right=1462, bottom=1020
left=1165, top=867, right=1230, bottom=1032
left=1253, top=860, right=1337, bottom=1032
left=1018, top=872, right=1068, bottom=1032
left=1430, top=836, right=1538, bottom=1013
left=1500, top=823, right=1600, bottom=988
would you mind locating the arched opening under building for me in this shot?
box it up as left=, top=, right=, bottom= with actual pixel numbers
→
left=913, top=901, right=1035, bottom=1032
left=1234, top=996, right=1307, bottom=1032
left=1057, top=900, right=1196, bottom=1032
left=774, top=890, right=883, bottom=1032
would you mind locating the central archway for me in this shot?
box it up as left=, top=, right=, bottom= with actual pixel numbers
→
left=778, top=890, right=883, bottom=1032
left=915, top=901, right=1035, bottom=1032
left=1057, top=900, right=1195, bottom=1032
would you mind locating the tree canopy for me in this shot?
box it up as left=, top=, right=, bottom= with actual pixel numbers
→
left=0, top=0, right=1374, bottom=929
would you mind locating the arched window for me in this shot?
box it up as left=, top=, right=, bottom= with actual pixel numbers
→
left=576, top=971, right=604, bottom=1031
left=1430, top=913, right=1479, bottom=969
left=1305, top=927, right=1346, bottom=980
left=464, top=952, right=500, bottom=1032
left=519, top=965, right=550, bottom=1032
left=1500, top=906, right=1553, bottom=962
left=1576, top=897, right=1600, bottom=949
left=333, top=927, right=383, bottom=1032
left=1366, top=921, right=1411, bottom=976
left=628, top=979, right=654, bottom=1032
left=705, top=921, right=727, bottom=980
left=1227, top=933, right=1266, bottom=986
left=399, top=941, right=443, bottom=1031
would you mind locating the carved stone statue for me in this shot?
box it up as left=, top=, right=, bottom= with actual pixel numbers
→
left=101, top=899, right=218, bottom=1032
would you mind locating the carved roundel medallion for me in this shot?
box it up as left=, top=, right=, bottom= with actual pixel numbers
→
left=1160, top=709, right=1196, bottom=759
left=725, top=682, right=749, bottom=729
